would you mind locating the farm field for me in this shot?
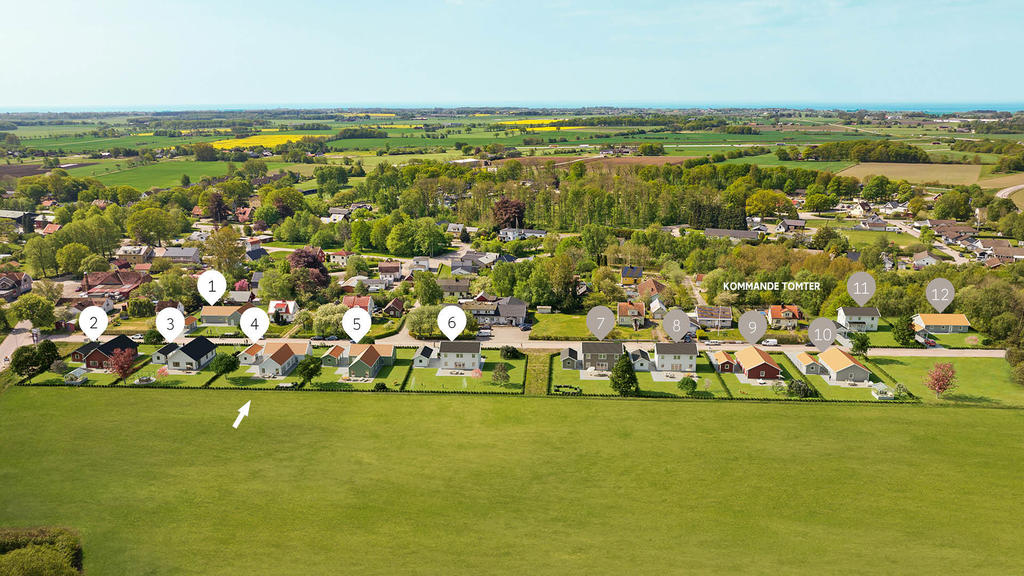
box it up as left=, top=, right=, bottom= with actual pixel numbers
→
left=841, top=229, right=919, bottom=248
left=720, top=153, right=855, bottom=172
left=2, top=388, right=1022, bottom=575
left=837, top=162, right=983, bottom=185
left=871, top=356, right=1024, bottom=406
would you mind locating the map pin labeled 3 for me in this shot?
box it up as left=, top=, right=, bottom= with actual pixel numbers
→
left=847, top=271, right=876, bottom=306
left=79, top=306, right=108, bottom=342
left=240, top=307, right=270, bottom=342
left=342, top=307, right=371, bottom=343
left=198, top=269, right=227, bottom=306
left=586, top=306, right=615, bottom=341
left=156, top=307, right=186, bottom=343
left=808, top=317, right=837, bottom=352
left=662, top=309, right=691, bottom=343
left=438, top=305, right=466, bottom=341
left=926, top=278, right=955, bottom=313
left=738, top=310, right=767, bottom=345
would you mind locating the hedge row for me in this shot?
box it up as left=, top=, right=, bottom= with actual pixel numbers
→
left=0, top=526, right=83, bottom=572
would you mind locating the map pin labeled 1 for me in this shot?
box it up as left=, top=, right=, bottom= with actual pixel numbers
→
left=662, top=309, right=691, bottom=343
left=438, top=305, right=467, bottom=341
left=240, top=307, right=270, bottom=342
left=808, top=317, right=837, bottom=352
left=926, top=278, right=955, bottom=313
left=738, top=310, right=768, bottom=345
left=198, top=269, right=227, bottom=305
left=342, top=307, right=371, bottom=343
left=156, top=307, right=186, bottom=343
left=847, top=271, right=876, bottom=306
left=586, top=306, right=615, bottom=341
left=78, top=306, right=108, bottom=342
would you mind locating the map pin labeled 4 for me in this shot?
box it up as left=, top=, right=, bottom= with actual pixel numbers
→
left=240, top=307, right=270, bottom=342
left=586, top=306, right=615, bottom=341
left=156, top=307, right=186, bottom=343
left=926, top=278, right=955, bottom=313
left=808, top=317, right=837, bottom=352
left=342, top=307, right=371, bottom=343
left=847, top=271, right=876, bottom=306
left=438, top=305, right=467, bottom=341
left=738, top=310, right=767, bottom=345
left=78, top=306, right=108, bottom=342
left=198, top=269, right=227, bottom=305
left=662, top=309, right=691, bottom=343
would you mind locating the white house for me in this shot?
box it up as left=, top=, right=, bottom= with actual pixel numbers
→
left=164, top=337, right=217, bottom=371
left=836, top=306, right=880, bottom=332
left=653, top=342, right=697, bottom=372
left=438, top=341, right=482, bottom=370
left=268, top=300, right=299, bottom=323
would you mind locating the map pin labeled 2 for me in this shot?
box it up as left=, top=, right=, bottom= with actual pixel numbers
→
left=808, top=317, right=837, bottom=352
left=342, top=307, right=371, bottom=343
left=438, top=305, right=467, bottom=341
left=926, top=278, right=955, bottom=313
left=847, top=271, right=876, bottom=306
left=198, top=269, right=227, bottom=305
left=662, top=309, right=691, bottom=343
left=586, top=306, right=615, bottom=341
left=156, top=307, right=186, bottom=343
left=240, top=307, right=270, bottom=342
left=79, top=306, right=108, bottom=342
left=738, top=310, right=768, bottom=345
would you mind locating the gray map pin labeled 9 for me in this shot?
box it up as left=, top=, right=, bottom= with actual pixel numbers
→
left=586, top=306, right=615, bottom=341
left=847, top=271, right=876, bottom=306
left=808, top=317, right=837, bottom=352
left=738, top=310, right=768, bottom=345
left=926, top=278, right=955, bottom=313
left=662, top=309, right=691, bottom=343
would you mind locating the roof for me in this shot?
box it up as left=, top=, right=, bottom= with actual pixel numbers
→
left=838, top=306, right=880, bottom=317
left=817, top=347, right=867, bottom=372
left=438, top=341, right=481, bottom=354
left=655, top=342, right=697, bottom=355
left=913, top=251, right=934, bottom=261
left=324, top=344, right=347, bottom=359
left=617, top=301, right=645, bottom=317
left=415, top=345, right=433, bottom=358
left=767, top=305, right=802, bottom=319
left=696, top=305, right=731, bottom=319
left=175, top=337, right=216, bottom=362
left=581, top=341, right=624, bottom=355
left=242, top=343, right=264, bottom=356
left=637, top=278, right=667, bottom=297
left=913, top=313, right=970, bottom=327
left=712, top=350, right=735, bottom=364
left=341, top=295, right=373, bottom=308
left=201, top=304, right=251, bottom=316
left=734, top=346, right=779, bottom=371
left=704, top=228, right=760, bottom=239
left=156, top=343, right=179, bottom=356
left=620, top=266, right=642, bottom=278
left=795, top=352, right=820, bottom=366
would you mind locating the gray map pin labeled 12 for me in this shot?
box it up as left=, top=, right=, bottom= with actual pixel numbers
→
left=738, top=310, right=768, bottom=345
left=926, top=278, right=955, bottom=313
left=808, top=317, right=837, bottom=352
left=662, top=309, right=691, bottom=343
left=586, top=306, right=615, bottom=341
left=847, top=271, right=876, bottom=306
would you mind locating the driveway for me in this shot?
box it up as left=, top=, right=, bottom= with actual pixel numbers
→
left=0, top=320, right=35, bottom=369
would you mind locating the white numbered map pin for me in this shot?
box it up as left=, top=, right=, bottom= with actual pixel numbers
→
left=239, top=307, right=270, bottom=342
left=847, top=272, right=876, bottom=306
left=926, top=278, right=955, bottom=313
left=198, top=269, right=227, bottom=305
left=808, top=317, right=837, bottom=352
left=586, top=306, right=615, bottom=341
left=156, top=307, right=186, bottom=343
left=738, top=310, right=768, bottom=345
left=438, top=305, right=467, bottom=341
left=342, top=307, right=371, bottom=343
left=662, top=309, right=692, bottom=343
left=79, top=306, right=108, bottom=342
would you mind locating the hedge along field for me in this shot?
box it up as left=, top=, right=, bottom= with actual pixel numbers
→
left=1, top=388, right=1022, bottom=575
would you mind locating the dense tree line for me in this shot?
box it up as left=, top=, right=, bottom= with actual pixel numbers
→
left=804, top=139, right=930, bottom=163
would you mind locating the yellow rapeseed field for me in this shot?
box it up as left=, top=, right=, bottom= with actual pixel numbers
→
left=211, top=134, right=303, bottom=149
left=498, top=118, right=563, bottom=125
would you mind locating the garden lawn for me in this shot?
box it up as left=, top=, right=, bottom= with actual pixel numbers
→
left=299, top=347, right=414, bottom=391
left=2, top=388, right=1022, bottom=575
left=841, top=230, right=918, bottom=248
left=807, top=374, right=878, bottom=401
left=870, top=356, right=1024, bottom=406
left=529, top=313, right=654, bottom=341
left=405, top=350, right=524, bottom=392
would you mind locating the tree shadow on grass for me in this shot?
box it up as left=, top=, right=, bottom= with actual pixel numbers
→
left=942, top=393, right=999, bottom=405
left=309, top=381, right=357, bottom=391
left=639, top=390, right=681, bottom=398
left=224, top=376, right=263, bottom=387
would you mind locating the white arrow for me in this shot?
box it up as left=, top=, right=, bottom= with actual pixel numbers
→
left=232, top=401, right=251, bottom=429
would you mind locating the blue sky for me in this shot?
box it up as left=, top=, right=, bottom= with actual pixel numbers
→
left=3, top=0, right=1022, bottom=110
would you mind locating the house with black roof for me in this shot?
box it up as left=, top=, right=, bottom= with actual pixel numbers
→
left=152, top=337, right=217, bottom=371
left=70, top=335, right=138, bottom=369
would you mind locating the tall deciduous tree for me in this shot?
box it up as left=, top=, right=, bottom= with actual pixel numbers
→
left=925, top=362, right=958, bottom=398
left=492, top=196, right=526, bottom=229
left=109, top=348, right=136, bottom=383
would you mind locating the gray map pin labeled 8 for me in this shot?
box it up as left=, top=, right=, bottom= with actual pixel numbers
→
left=586, top=306, right=615, bottom=341
left=738, top=310, right=768, bottom=345
left=926, top=278, right=955, bottom=313
left=662, top=308, right=691, bottom=343
left=847, top=271, right=876, bottom=306
left=808, top=317, right=837, bottom=351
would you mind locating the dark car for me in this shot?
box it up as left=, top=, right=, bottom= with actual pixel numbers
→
left=520, top=324, right=532, bottom=331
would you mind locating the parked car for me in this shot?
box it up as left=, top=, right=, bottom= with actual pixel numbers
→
left=520, top=324, right=532, bottom=331
left=130, top=334, right=143, bottom=341
left=763, top=339, right=779, bottom=346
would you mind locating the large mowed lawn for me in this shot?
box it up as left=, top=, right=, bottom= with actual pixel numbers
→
left=1, top=389, right=1022, bottom=575
left=871, top=356, right=1024, bottom=406
left=405, top=350, right=525, bottom=392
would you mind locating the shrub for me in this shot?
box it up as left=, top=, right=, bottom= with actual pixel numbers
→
left=499, top=345, right=522, bottom=360
left=677, top=377, right=697, bottom=395
left=373, top=382, right=388, bottom=392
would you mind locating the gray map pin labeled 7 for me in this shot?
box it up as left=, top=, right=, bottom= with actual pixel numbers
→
left=586, top=306, right=615, bottom=341
left=738, top=310, right=768, bottom=345
left=847, top=272, right=876, bottom=306
left=662, top=309, right=692, bottom=343
left=926, top=278, right=955, bottom=313
left=808, top=317, right=837, bottom=352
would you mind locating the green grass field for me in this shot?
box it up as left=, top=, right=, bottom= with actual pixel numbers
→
left=1, top=388, right=1022, bottom=575
left=529, top=313, right=654, bottom=341
left=871, top=356, right=1024, bottom=406
left=405, top=350, right=524, bottom=392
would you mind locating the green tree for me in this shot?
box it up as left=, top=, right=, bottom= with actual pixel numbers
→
left=413, top=271, right=442, bottom=305
left=126, top=207, right=176, bottom=246
left=891, top=314, right=916, bottom=346
left=294, top=356, right=323, bottom=386
left=80, top=254, right=110, bottom=273
left=10, top=345, right=40, bottom=376
left=143, top=328, right=163, bottom=345
left=8, top=293, right=56, bottom=329
left=491, top=363, right=510, bottom=386
left=210, top=353, right=241, bottom=375
left=205, top=226, right=245, bottom=275
left=609, top=353, right=639, bottom=396
left=677, top=377, right=697, bottom=395
left=850, top=332, right=870, bottom=355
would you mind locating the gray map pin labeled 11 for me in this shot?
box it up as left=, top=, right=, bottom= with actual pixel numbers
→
left=847, top=271, right=876, bottom=306
left=662, top=309, right=691, bottom=343
left=586, top=306, right=615, bottom=341
left=738, top=310, right=768, bottom=345
left=926, top=278, right=955, bottom=313
left=808, top=317, right=838, bottom=352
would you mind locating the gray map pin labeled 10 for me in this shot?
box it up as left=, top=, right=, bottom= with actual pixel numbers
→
left=738, top=310, right=768, bottom=345
left=662, top=309, right=692, bottom=343
left=926, top=278, right=955, bottom=313
left=586, top=306, right=615, bottom=341
left=847, top=271, right=876, bottom=306
left=808, top=317, right=838, bottom=352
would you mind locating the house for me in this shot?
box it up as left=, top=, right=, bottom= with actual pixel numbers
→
left=239, top=341, right=311, bottom=377
left=410, top=256, right=430, bottom=272
left=912, top=313, right=970, bottom=334
left=377, top=260, right=403, bottom=283
left=0, top=271, right=32, bottom=301
left=617, top=301, right=646, bottom=328
left=413, top=345, right=434, bottom=367
left=654, top=342, right=697, bottom=372
left=200, top=303, right=254, bottom=326
left=156, top=300, right=185, bottom=314
left=629, top=349, right=653, bottom=372
left=912, top=251, right=939, bottom=268
left=161, top=337, right=217, bottom=371
left=226, top=290, right=256, bottom=305
left=775, top=219, right=806, bottom=234
left=184, top=315, right=198, bottom=333
left=38, top=222, right=62, bottom=235
left=446, top=223, right=465, bottom=236
left=837, top=307, right=880, bottom=332
left=637, top=278, right=667, bottom=299
left=320, top=344, right=349, bottom=367
left=579, top=341, right=625, bottom=371
left=817, top=347, right=872, bottom=383
left=363, top=279, right=389, bottom=292
left=162, top=247, right=201, bottom=264
left=347, top=344, right=396, bottom=378
left=649, top=298, right=667, bottom=320
left=439, top=278, right=471, bottom=300
left=303, top=246, right=327, bottom=262
left=328, top=250, right=355, bottom=266
left=988, top=246, right=1024, bottom=264
left=462, top=296, right=527, bottom=326
left=766, top=305, right=802, bottom=330
left=704, top=228, right=760, bottom=242
left=326, top=207, right=350, bottom=222
left=70, top=335, right=138, bottom=369
left=341, top=295, right=375, bottom=315
left=152, top=343, right=178, bottom=365
left=695, top=305, right=732, bottom=329
left=244, top=246, right=269, bottom=261
left=620, top=266, right=643, bottom=285
left=498, top=228, right=546, bottom=242
left=382, top=298, right=405, bottom=318
left=235, top=207, right=253, bottom=223
left=268, top=300, right=299, bottom=323
left=709, top=350, right=739, bottom=373
left=734, top=346, right=781, bottom=380
left=438, top=341, right=482, bottom=370
left=80, top=270, right=150, bottom=300
left=115, top=245, right=153, bottom=264
left=58, top=296, right=115, bottom=315
left=794, top=352, right=825, bottom=375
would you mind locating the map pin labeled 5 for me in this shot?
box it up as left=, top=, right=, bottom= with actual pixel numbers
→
left=342, top=307, right=371, bottom=343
